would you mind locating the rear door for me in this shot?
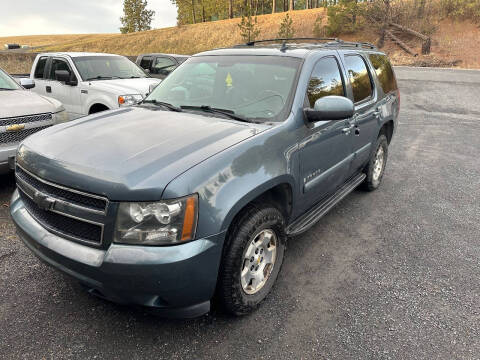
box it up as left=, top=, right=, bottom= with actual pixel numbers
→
left=339, top=52, right=379, bottom=174
left=30, top=56, right=49, bottom=97
left=298, top=56, right=353, bottom=211
left=45, top=57, right=82, bottom=118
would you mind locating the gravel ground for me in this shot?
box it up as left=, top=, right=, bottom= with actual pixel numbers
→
left=0, top=67, right=479, bottom=359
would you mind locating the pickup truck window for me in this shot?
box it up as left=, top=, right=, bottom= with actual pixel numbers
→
left=140, top=56, right=153, bottom=70
left=145, top=55, right=301, bottom=122
left=34, top=57, right=48, bottom=79
left=49, top=58, right=76, bottom=81
left=73, top=56, right=147, bottom=81
left=306, top=57, right=345, bottom=108
left=368, top=54, right=398, bottom=94
left=0, top=69, right=20, bottom=90
left=344, top=55, right=374, bottom=103
left=152, top=57, right=176, bottom=76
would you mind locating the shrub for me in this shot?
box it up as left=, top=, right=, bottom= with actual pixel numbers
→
left=278, top=13, right=295, bottom=39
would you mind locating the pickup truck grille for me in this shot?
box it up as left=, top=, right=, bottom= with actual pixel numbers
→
left=0, top=113, right=52, bottom=127
left=15, top=165, right=109, bottom=246
left=0, top=125, right=51, bottom=145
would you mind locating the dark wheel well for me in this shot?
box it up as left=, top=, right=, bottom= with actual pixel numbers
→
left=89, top=103, right=109, bottom=114
left=380, top=120, right=394, bottom=144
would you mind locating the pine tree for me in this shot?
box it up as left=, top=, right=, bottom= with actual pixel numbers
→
left=120, top=0, right=155, bottom=34
left=278, top=13, right=295, bottom=39
left=238, top=6, right=261, bottom=42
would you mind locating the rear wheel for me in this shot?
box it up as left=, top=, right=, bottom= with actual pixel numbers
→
left=219, top=205, right=286, bottom=315
left=361, top=134, right=389, bottom=191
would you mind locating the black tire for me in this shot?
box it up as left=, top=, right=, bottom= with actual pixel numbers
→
left=219, top=204, right=286, bottom=316
left=361, top=134, right=389, bottom=191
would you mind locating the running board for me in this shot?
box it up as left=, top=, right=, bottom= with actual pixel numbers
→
left=286, top=173, right=366, bottom=236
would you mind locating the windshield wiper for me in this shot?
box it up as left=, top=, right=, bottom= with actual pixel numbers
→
left=85, top=75, right=121, bottom=81
left=0, top=88, right=15, bottom=91
left=180, top=105, right=252, bottom=123
left=141, top=99, right=182, bottom=112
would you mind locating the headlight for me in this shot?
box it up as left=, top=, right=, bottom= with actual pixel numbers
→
left=118, top=94, right=143, bottom=107
left=52, top=108, right=69, bottom=124
left=114, top=194, right=198, bottom=245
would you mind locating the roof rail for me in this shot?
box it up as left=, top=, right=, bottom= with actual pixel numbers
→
left=234, top=38, right=377, bottom=51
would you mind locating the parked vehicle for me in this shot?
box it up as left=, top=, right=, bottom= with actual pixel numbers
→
left=136, top=53, right=189, bottom=79
left=11, top=39, right=399, bottom=317
left=0, top=67, right=68, bottom=174
left=24, top=52, right=161, bottom=119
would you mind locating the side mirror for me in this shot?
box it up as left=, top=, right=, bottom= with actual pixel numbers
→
left=144, top=68, right=151, bottom=74
left=20, top=78, right=35, bottom=89
left=55, top=70, right=77, bottom=86
left=304, top=96, right=354, bottom=123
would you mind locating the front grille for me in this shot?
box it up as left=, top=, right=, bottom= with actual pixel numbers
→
left=16, top=167, right=107, bottom=212
left=0, top=113, right=52, bottom=127
left=0, top=125, right=51, bottom=145
left=15, top=165, right=109, bottom=246
left=19, top=189, right=103, bottom=244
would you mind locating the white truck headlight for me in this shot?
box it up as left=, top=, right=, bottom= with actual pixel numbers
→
left=118, top=94, right=143, bottom=107
left=52, top=108, right=69, bottom=123
left=114, top=194, right=198, bottom=245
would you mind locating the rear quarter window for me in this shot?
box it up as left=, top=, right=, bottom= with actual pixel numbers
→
left=369, top=54, right=398, bottom=94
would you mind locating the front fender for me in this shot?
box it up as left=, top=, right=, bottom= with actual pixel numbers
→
left=81, top=84, right=118, bottom=114
left=162, top=120, right=302, bottom=239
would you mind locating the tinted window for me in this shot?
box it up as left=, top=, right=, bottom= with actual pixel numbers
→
left=140, top=56, right=153, bottom=70
left=73, top=56, right=146, bottom=80
left=34, top=56, right=48, bottom=79
left=369, top=54, right=398, bottom=94
left=344, top=55, right=373, bottom=103
left=306, top=57, right=345, bottom=108
left=152, top=57, right=177, bottom=75
left=49, top=58, right=74, bottom=81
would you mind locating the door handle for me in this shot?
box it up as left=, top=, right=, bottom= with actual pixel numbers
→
left=46, top=86, right=52, bottom=93
left=373, top=108, right=381, bottom=118
left=342, top=125, right=355, bottom=135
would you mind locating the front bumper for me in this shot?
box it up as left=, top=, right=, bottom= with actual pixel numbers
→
left=10, top=190, right=225, bottom=318
left=0, top=144, right=17, bottom=173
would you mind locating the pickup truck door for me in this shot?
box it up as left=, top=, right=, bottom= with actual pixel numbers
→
left=30, top=56, right=49, bottom=97
left=298, top=56, right=354, bottom=211
left=44, top=57, right=82, bottom=119
left=339, top=52, right=379, bottom=174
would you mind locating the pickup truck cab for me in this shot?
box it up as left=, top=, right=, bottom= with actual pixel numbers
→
left=28, top=52, right=161, bottom=119
left=136, top=53, right=190, bottom=79
left=11, top=39, right=399, bottom=317
left=0, top=67, right=68, bottom=173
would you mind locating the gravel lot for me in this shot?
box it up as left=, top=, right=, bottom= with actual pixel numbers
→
left=1, top=67, right=479, bottom=359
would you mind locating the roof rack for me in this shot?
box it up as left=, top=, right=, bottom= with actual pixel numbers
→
left=235, top=38, right=377, bottom=51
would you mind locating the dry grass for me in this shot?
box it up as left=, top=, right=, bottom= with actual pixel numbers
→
left=0, top=7, right=478, bottom=73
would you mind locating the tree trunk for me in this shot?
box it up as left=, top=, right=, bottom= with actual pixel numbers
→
left=229, top=0, right=234, bottom=18
left=191, top=0, right=196, bottom=23
left=272, top=0, right=276, bottom=13
left=289, top=0, right=294, bottom=10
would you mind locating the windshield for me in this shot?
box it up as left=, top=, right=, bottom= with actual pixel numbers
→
left=0, top=69, right=21, bottom=90
left=144, top=55, right=302, bottom=122
left=73, top=56, right=147, bottom=81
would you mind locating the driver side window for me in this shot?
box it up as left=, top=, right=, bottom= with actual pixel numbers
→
left=306, top=57, right=345, bottom=108
left=49, top=58, right=76, bottom=82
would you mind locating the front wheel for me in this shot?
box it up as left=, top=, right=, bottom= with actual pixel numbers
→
left=219, top=205, right=286, bottom=315
left=361, top=134, right=389, bottom=191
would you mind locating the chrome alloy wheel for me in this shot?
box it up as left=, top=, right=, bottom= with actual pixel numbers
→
left=241, top=229, right=277, bottom=295
left=372, top=146, right=385, bottom=183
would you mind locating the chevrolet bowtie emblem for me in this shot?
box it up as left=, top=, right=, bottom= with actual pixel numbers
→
left=6, top=124, right=25, bottom=132
left=33, top=190, right=56, bottom=211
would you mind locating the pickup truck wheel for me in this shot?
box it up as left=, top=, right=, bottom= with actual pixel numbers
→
left=361, top=134, right=388, bottom=191
left=219, top=205, right=286, bottom=315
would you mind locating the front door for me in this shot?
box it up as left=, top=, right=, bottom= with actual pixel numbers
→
left=298, top=56, right=354, bottom=212
left=46, top=57, right=82, bottom=118
left=30, top=56, right=49, bottom=97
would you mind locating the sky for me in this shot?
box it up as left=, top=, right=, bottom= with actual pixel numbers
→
left=0, top=0, right=177, bottom=37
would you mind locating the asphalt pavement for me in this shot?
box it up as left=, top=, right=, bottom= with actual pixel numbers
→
left=0, top=67, right=479, bottom=359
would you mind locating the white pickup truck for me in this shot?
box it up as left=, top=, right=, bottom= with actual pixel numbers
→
left=25, top=52, right=162, bottom=119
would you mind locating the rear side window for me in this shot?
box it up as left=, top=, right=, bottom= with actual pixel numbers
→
left=306, top=57, right=345, bottom=108
left=34, top=57, right=48, bottom=79
left=140, top=56, right=153, bottom=70
left=369, top=54, right=398, bottom=94
left=344, top=55, right=373, bottom=103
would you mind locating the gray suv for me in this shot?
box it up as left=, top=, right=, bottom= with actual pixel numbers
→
left=10, top=39, right=399, bottom=317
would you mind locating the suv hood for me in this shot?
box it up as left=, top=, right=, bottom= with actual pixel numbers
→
left=17, top=107, right=267, bottom=201
left=0, top=90, right=58, bottom=118
left=86, top=78, right=161, bottom=98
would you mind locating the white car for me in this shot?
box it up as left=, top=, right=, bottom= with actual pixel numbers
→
left=0, top=67, right=68, bottom=173
left=27, top=52, right=162, bottom=119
